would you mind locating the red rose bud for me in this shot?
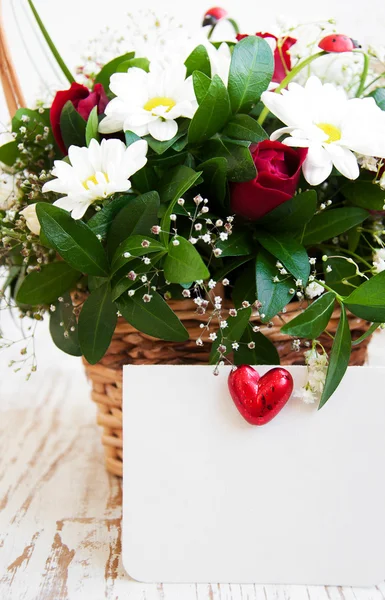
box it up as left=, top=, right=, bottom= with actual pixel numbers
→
left=202, top=6, right=228, bottom=26
left=50, top=82, right=109, bottom=154
left=231, top=140, right=308, bottom=221
left=236, top=33, right=296, bottom=83
left=318, top=34, right=356, bottom=53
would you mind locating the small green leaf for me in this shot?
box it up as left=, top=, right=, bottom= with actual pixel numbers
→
left=344, top=271, right=385, bottom=321
left=116, top=57, right=150, bottom=72
left=196, top=138, right=256, bottom=182
left=228, top=36, right=274, bottom=113
left=16, top=262, right=80, bottom=305
left=281, top=291, right=336, bottom=338
left=36, top=203, right=109, bottom=276
left=256, top=250, right=295, bottom=323
left=368, top=87, right=385, bottom=111
left=193, top=71, right=211, bottom=104
left=78, top=282, right=117, bottom=364
left=222, top=114, right=268, bottom=143
left=188, top=75, right=231, bottom=144
left=111, top=254, right=163, bottom=301
left=88, top=195, right=132, bottom=239
left=164, top=237, right=209, bottom=283
left=185, top=45, right=211, bottom=78
left=351, top=322, right=380, bottom=346
left=125, top=130, right=142, bottom=146
left=145, top=121, right=189, bottom=155
left=257, top=232, right=310, bottom=283
left=94, top=52, right=135, bottom=89
left=342, top=181, right=385, bottom=211
left=60, top=101, right=86, bottom=149
left=258, top=190, right=317, bottom=233
left=85, top=106, right=100, bottom=146
left=50, top=292, right=81, bottom=356
left=234, top=328, right=280, bottom=366
left=111, top=235, right=165, bottom=274
left=0, top=141, right=18, bottom=166
left=210, top=307, right=252, bottom=363
left=302, top=207, right=368, bottom=245
left=216, top=229, right=254, bottom=257
left=319, top=305, right=351, bottom=409
left=116, top=291, right=189, bottom=342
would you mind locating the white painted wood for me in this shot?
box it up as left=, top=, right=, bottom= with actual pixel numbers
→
left=1, top=359, right=385, bottom=598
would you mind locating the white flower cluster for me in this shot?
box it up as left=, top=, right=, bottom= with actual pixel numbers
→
left=373, top=248, right=385, bottom=273
left=295, top=347, right=328, bottom=404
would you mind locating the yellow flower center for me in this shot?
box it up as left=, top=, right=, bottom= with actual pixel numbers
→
left=144, top=97, right=176, bottom=113
left=317, top=122, right=342, bottom=143
left=82, top=173, right=109, bottom=190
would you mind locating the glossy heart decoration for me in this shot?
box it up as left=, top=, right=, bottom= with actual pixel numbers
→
left=228, top=365, right=293, bottom=425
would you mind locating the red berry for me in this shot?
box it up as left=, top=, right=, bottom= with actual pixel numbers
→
left=318, top=34, right=355, bottom=53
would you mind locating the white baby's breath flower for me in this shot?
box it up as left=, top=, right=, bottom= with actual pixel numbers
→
left=99, top=63, right=197, bottom=142
left=0, top=172, right=19, bottom=211
left=42, top=138, right=147, bottom=219
left=305, top=281, right=325, bottom=299
left=262, top=76, right=385, bottom=186
left=295, top=347, right=328, bottom=404
left=373, top=248, right=385, bottom=273
left=20, top=203, right=40, bottom=235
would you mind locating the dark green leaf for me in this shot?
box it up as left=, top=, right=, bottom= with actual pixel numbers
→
left=323, top=254, right=362, bottom=296
left=185, top=45, right=211, bottom=78
left=131, top=165, right=158, bottom=193
left=344, top=271, right=385, bottom=321
left=196, top=138, right=256, bottom=182
left=281, top=291, right=336, bottom=338
left=164, top=237, right=209, bottom=283
left=232, top=262, right=256, bottom=306
left=368, top=87, right=385, bottom=111
left=351, top=322, right=380, bottom=346
left=258, top=190, right=317, bottom=233
left=107, top=191, right=160, bottom=256
left=0, top=141, right=18, bottom=166
left=78, top=282, right=117, bottom=364
left=193, top=71, right=211, bottom=104
left=125, top=130, right=142, bottom=146
left=222, top=114, right=268, bottom=143
left=216, top=229, right=254, bottom=257
left=234, top=328, right=279, bottom=366
left=111, top=235, right=165, bottom=274
left=111, top=254, right=163, bottom=301
left=256, top=250, right=295, bottom=323
left=199, top=157, right=228, bottom=204
left=228, top=36, right=274, bottom=113
left=210, top=307, right=252, bottom=363
left=257, top=232, right=310, bottom=282
left=188, top=75, right=231, bottom=144
left=144, top=121, right=189, bottom=155
left=16, top=262, right=80, bottom=305
left=319, top=305, right=351, bottom=409
left=49, top=292, right=81, bottom=356
left=302, top=207, right=368, bottom=245
left=94, top=52, right=135, bottom=89
left=212, top=256, right=252, bottom=282
left=116, top=291, right=189, bottom=341
left=85, top=106, right=99, bottom=146
left=342, top=181, right=385, bottom=211
left=347, top=226, right=361, bottom=252
left=60, top=101, right=86, bottom=149
left=88, top=195, right=132, bottom=239
left=36, top=203, right=109, bottom=276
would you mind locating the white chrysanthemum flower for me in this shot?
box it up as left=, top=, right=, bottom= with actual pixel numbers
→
left=42, top=138, right=148, bottom=219
left=206, top=42, right=232, bottom=86
left=305, top=280, right=325, bottom=299
left=373, top=248, right=385, bottom=273
left=99, top=64, right=197, bottom=142
left=20, top=204, right=40, bottom=236
left=262, top=76, right=385, bottom=185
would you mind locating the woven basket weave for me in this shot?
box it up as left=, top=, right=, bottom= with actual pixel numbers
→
left=83, top=298, right=371, bottom=477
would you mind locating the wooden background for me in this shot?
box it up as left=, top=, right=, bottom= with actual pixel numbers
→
left=1, top=334, right=385, bottom=599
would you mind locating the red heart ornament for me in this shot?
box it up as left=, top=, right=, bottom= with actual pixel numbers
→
left=228, top=365, right=293, bottom=425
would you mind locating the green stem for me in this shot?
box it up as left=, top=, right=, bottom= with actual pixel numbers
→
left=27, top=0, right=74, bottom=84
left=257, top=51, right=326, bottom=126
left=361, top=71, right=385, bottom=94
left=355, top=51, right=370, bottom=98
left=320, top=244, right=372, bottom=269
left=313, top=278, right=344, bottom=303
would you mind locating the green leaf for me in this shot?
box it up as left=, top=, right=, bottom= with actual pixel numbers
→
left=210, top=307, right=252, bottom=363
left=196, top=138, right=256, bottom=182
left=111, top=235, right=166, bottom=274
left=212, top=256, right=252, bottom=282
left=368, top=87, right=385, bottom=111
left=116, top=57, right=150, bottom=72
left=232, top=263, right=257, bottom=307
left=16, top=262, right=80, bottom=305
left=319, top=305, right=351, bottom=409
left=281, top=292, right=336, bottom=338
left=188, top=75, right=231, bottom=144
left=49, top=292, right=81, bottom=356
left=94, top=52, right=135, bottom=89
left=36, top=203, right=109, bottom=277
left=199, top=157, right=228, bottom=204
left=60, top=101, right=86, bottom=149
left=185, top=45, right=211, bottom=78
left=256, top=250, right=295, bottom=323
left=228, top=36, right=274, bottom=113
left=85, top=106, right=100, bottom=146
left=107, top=191, right=160, bottom=256
left=0, top=141, right=18, bottom=166
left=258, top=190, right=317, bottom=233
left=216, top=229, right=254, bottom=257
left=125, top=130, right=142, bottom=146
left=164, top=237, right=209, bottom=283
left=323, top=254, right=362, bottom=296
left=116, top=291, right=189, bottom=342
left=111, top=254, right=163, bottom=301
left=78, top=282, right=117, bottom=364
left=222, top=114, right=268, bottom=143
left=234, top=328, right=280, bottom=366
left=347, top=226, right=361, bottom=252
left=344, top=271, right=385, bottom=321
left=302, top=207, right=368, bottom=245
left=193, top=71, right=211, bottom=104
left=131, top=165, right=158, bottom=194
left=88, top=195, right=132, bottom=239
left=257, top=232, right=310, bottom=283
left=351, top=322, right=380, bottom=346
left=341, top=181, right=385, bottom=211
left=144, top=121, right=189, bottom=155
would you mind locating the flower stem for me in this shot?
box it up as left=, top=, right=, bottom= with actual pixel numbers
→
left=355, top=51, right=370, bottom=98
left=313, top=278, right=344, bottom=303
left=361, top=72, right=385, bottom=94
left=27, top=0, right=74, bottom=84
left=257, top=51, right=326, bottom=126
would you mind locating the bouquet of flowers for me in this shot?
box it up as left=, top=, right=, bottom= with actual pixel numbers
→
left=1, top=4, right=385, bottom=410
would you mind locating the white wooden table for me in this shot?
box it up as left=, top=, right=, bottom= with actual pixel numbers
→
left=1, top=326, right=385, bottom=600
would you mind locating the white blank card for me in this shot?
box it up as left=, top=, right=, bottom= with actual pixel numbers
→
left=122, top=365, right=385, bottom=586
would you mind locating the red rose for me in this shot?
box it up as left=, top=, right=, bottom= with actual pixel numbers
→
left=231, top=140, right=308, bottom=221
left=236, top=32, right=296, bottom=83
left=50, top=82, right=109, bottom=154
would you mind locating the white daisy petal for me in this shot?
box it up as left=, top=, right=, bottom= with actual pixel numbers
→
left=326, top=145, right=359, bottom=180
left=302, top=145, right=333, bottom=186
left=148, top=118, right=178, bottom=141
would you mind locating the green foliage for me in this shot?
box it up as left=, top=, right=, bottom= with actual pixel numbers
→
left=188, top=75, right=231, bottom=144
left=368, top=87, right=385, bottom=110
left=185, top=45, right=211, bottom=78
left=232, top=262, right=257, bottom=307
left=78, top=282, right=117, bottom=364
left=342, top=181, right=385, bottom=211
left=257, top=191, right=317, bottom=233
left=323, top=254, right=362, bottom=296
left=256, top=250, right=295, bottom=323
left=0, top=141, right=18, bottom=166
left=301, top=207, right=368, bottom=245
left=116, top=57, right=150, bottom=72
left=222, top=114, right=268, bottom=143
left=281, top=292, right=336, bottom=338
left=234, top=328, right=280, bottom=366
left=164, top=237, right=210, bottom=283
left=216, top=229, right=254, bottom=257
left=60, top=101, right=86, bottom=149
left=111, top=235, right=166, bottom=274
left=193, top=71, right=211, bottom=104
left=94, top=52, right=135, bottom=90
left=85, top=106, right=100, bottom=146
left=16, top=262, right=80, bottom=305
left=344, top=271, right=385, bottom=322
left=50, top=292, right=81, bottom=356
left=88, top=195, right=133, bottom=240
left=257, top=231, right=310, bottom=282
left=199, top=157, right=228, bottom=205
left=210, top=307, right=252, bottom=363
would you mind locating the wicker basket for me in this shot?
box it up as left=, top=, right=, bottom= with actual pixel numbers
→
left=83, top=298, right=372, bottom=477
